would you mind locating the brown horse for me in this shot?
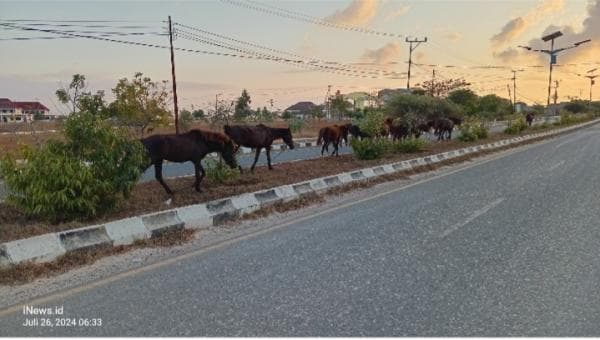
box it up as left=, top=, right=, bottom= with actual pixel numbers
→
left=384, top=117, right=410, bottom=140
left=525, top=113, right=534, bottom=127
left=317, top=124, right=349, bottom=156
left=141, top=129, right=238, bottom=195
left=432, top=118, right=454, bottom=140
left=224, top=123, right=295, bottom=171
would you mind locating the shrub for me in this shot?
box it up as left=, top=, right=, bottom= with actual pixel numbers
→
left=204, top=158, right=240, bottom=183
left=287, top=117, right=305, bottom=133
left=350, top=138, right=389, bottom=160
left=357, top=109, right=386, bottom=137
left=390, top=138, right=427, bottom=153
left=0, top=112, right=145, bottom=222
left=458, top=119, right=488, bottom=142
left=504, top=117, right=527, bottom=134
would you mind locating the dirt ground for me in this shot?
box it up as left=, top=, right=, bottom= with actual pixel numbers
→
left=0, top=130, right=539, bottom=243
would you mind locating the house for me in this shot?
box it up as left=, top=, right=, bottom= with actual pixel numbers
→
left=345, top=92, right=377, bottom=110
left=0, top=98, right=52, bottom=123
left=283, top=101, right=318, bottom=120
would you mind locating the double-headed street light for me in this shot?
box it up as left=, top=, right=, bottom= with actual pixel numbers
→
left=518, top=30, right=591, bottom=114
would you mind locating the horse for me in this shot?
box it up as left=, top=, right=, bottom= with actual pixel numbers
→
left=348, top=124, right=370, bottom=140
left=224, top=123, right=295, bottom=171
left=432, top=118, right=454, bottom=141
left=141, top=129, right=238, bottom=195
left=317, top=124, right=349, bottom=156
left=384, top=117, right=411, bottom=141
left=525, top=113, right=534, bottom=127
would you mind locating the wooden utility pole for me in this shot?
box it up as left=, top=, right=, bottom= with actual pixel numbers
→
left=553, top=80, right=560, bottom=114
left=168, top=16, right=180, bottom=135
left=405, top=37, right=427, bottom=90
left=430, top=67, right=436, bottom=96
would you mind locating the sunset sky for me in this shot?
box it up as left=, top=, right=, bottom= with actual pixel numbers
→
left=0, top=0, right=598, bottom=114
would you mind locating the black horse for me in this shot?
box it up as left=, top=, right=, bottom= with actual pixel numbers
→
left=348, top=124, right=371, bottom=140
left=224, top=124, right=295, bottom=171
left=525, top=113, right=534, bottom=127
left=432, top=118, right=454, bottom=140
left=141, top=129, right=238, bottom=195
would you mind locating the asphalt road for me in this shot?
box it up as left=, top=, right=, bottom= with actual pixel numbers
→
left=1, top=121, right=598, bottom=336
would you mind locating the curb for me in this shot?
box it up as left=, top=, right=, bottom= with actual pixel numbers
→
left=1, top=119, right=598, bottom=268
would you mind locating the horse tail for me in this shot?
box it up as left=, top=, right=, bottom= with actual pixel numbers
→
left=317, top=128, right=324, bottom=145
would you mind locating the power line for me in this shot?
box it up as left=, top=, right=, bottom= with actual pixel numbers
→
left=220, top=0, right=404, bottom=38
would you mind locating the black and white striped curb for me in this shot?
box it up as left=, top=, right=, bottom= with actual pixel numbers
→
left=1, top=119, right=598, bottom=269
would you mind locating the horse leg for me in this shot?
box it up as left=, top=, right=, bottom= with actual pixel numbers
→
left=154, top=161, right=173, bottom=195
left=266, top=146, right=273, bottom=170
left=250, top=147, right=262, bottom=172
left=333, top=140, right=339, bottom=156
left=193, top=160, right=206, bottom=192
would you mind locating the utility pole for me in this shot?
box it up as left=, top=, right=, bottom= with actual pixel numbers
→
left=511, top=69, right=524, bottom=113
left=325, top=85, right=332, bottom=119
left=507, top=84, right=512, bottom=107
left=584, top=68, right=598, bottom=106
left=519, top=31, right=590, bottom=115
left=553, top=80, right=560, bottom=114
left=168, top=16, right=180, bottom=135
left=405, top=37, right=427, bottom=90
left=430, top=67, right=436, bottom=96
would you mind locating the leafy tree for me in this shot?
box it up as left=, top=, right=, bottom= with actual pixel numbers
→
left=448, top=89, right=479, bottom=116
left=310, top=105, right=325, bottom=120
left=56, top=74, right=107, bottom=115
left=477, top=94, right=512, bottom=119
left=234, top=89, right=252, bottom=121
left=281, top=111, right=293, bottom=120
left=109, top=72, right=170, bottom=137
left=192, top=108, right=205, bottom=120
left=418, top=78, right=470, bottom=97
left=331, top=94, right=351, bottom=120
left=179, top=109, right=194, bottom=131
left=563, top=100, right=587, bottom=114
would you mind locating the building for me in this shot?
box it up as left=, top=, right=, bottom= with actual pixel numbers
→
left=283, top=101, right=318, bottom=120
left=0, top=98, right=52, bottom=123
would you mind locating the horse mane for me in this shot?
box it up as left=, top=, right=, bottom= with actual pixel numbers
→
left=189, top=129, right=232, bottom=146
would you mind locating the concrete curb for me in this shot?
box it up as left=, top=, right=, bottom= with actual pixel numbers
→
left=1, top=119, right=598, bottom=268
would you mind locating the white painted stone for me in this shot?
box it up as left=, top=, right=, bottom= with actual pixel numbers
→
left=362, top=168, right=376, bottom=178
left=176, top=204, right=213, bottom=230
left=382, top=164, right=395, bottom=174
left=3, top=233, right=66, bottom=264
left=338, top=172, right=354, bottom=184
left=274, top=185, right=298, bottom=202
left=104, top=217, right=151, bottom=246
left=309, top=178, right=328, bottom=192
left=231, top=193, right=261, bottom=214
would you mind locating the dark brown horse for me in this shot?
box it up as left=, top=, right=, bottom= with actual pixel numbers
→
left=432, top=118, right=454, bottom=140
left=224, top=124, right=295, bottom=171
left=317, top=124, right=349, bottom=156
left=525, top=113, right=534, bottom=127
left=384, top=117, right=411, bottom=141
left=141, top=129, right=238, bottom=195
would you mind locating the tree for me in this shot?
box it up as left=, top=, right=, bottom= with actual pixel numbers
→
left=109, top=72, right=170, bottom=137
left=331, top=93, right=351, bottom=120
left=310, top=105, right=325, bottom=120
left=234, top=89, right=252, bottom=121
left=56, top=74, right=107, bottom=115
left=179, top=109, right=194, bottom=131
left=448, top=89, right=479, bottom=116
left=192, top=109, right=205, bottom=120
left=418, top=78, right=470, bottom=97
left=477, top=94, right=512, bottom=119
left=563, top=100, right=587, bottom=114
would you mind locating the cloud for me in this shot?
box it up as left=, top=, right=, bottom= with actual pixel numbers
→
left=442, top=31, right=463, bottom=42
left=360, top=42, right=402, bottom=65
left=491, top=0, right=565, bottom=47
left=325, top=0, right=380, bottom=27
left=384, top=4, right=410, bottom=22
left=493, top=0, right=600, bottom=64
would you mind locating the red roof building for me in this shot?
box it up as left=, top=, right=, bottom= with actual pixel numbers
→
left=0, top=98, right=51, bottom=123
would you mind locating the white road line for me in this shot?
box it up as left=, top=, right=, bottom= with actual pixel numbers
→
left=547, top=160, right=565, bottom=172
left=438, top=198, right=505, bottom=238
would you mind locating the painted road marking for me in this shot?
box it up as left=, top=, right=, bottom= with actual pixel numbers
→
left=547, top=160, right=566, bottom=172
left=438, top=198, right=505, bottom=238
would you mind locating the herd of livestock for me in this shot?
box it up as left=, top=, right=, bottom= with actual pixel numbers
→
left=141, top=112, right=535, bottom=194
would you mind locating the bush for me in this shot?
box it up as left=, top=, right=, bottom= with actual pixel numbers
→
left=390, top=138, right=427, bottom=153
left=458, top=119, right=488, bottom=142
left=357, top=109, right=386, bottom=137
left=204, top=158, right=240, bottom=183
left=287, top=117, right=305, bottom=133
left=504, top=117, right=527, bottom=134
left=0, top=112, right=145, bottom=222
left=350, top=138, right=389, bottom=160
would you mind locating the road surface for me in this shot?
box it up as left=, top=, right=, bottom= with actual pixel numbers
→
left=0, top=120, right=598, bottom=336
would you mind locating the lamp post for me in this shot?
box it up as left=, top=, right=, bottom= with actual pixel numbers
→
left=518, top=31, right=590, bottom=116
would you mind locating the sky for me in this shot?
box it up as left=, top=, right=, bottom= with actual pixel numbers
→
left=0, top=0, right=597, bottom=115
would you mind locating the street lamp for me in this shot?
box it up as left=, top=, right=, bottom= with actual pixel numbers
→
left=518, top=31, right=591, bottom=115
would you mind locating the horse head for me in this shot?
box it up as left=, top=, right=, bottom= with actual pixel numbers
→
left=282, top=127, right=295, bottom=149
